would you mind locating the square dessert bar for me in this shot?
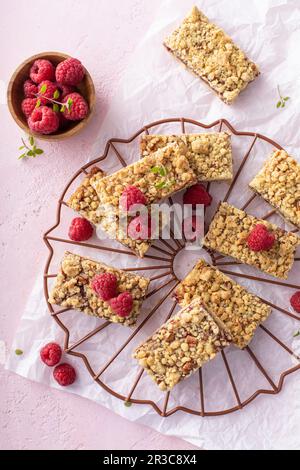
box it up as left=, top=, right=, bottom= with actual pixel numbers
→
left=174, top=259, right=271, bottom=348
left=49, top=252, right=150, bottom=327
left=140, top=132, right=233, bottom=181
left=164, top=6, right=259, bottom=104
left=249, top=150, right=300, bottom=229
left=67, top=167, right=152, bottom=258
left=90, top=143, right=197, bottom=211
left=68, top=166, right=105, bottom=225
left=203, top=202, right=300, bottom=279
left=133, top=298, right=231, bottom=391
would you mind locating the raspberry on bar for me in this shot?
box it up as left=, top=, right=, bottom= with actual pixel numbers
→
left=203, top=202, right=300, bottom=279
left=133, top=298, right=231, bottom=391
left=249, top=150, right=300, bottom=229
left=67, top=167, right=152, bottom=258
left=164, top=6, right=259, bottom=104
left=174, top=259, right=271, bottom=349
left=140, top=133, right=232, bottom=181
left=49, top=252, right=150, bottom=327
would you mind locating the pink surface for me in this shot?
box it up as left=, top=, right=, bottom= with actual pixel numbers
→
left=0, top=0, right=197, bottom=450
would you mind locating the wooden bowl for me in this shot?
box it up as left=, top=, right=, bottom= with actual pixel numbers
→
left=7, top=52, right=95, bottom=141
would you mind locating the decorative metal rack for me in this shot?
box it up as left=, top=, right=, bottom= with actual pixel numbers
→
left=43, top=118, right=300, bottom=417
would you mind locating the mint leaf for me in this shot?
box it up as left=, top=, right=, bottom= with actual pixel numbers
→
left=27, top=150, right=34, bottom=156
left=124, top=401, right=132, bottom=407
left=53, top=103, right=59, bottom=113
left=284, top=96, right=290, bottom=101
left=29, top=135, right=34, bottom=146
left=15, top=349, right=23, bottom=355
left=60, top=105, right=66, bottom=113
left=151, top=165, right=167, bottom=176
left=40, top=84, right=47, bottom=94
left=36, top=99, right=41, bottom=108
left=293, top=330, right=300, bottom=338
left=155, top=181, right=167, bottom=189
left=19, top=146, right=25, bottom=150
left=18, top=153, right=27, bottom=160
left=35, top=149, right=44, bottom=155
left=53, top=89, right=60, bottom=99
left=66, top=98, right=73, bottom=111
left=276, top=101, right=281, bottom=108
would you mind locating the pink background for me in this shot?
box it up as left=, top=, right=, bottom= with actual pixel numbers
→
left=0, top=0, right=197, bottom=450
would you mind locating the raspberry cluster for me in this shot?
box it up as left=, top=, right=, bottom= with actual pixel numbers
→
left=40, top=342, right=76, bottom=387
left=20, top=57, right=89, bottom=135
left=91, top=273, right=133, bottom=318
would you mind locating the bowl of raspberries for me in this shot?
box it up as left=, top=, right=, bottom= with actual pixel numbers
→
left=7, top=52, right=95, bottom=140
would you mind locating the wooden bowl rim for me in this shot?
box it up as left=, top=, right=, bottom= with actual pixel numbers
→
left=7, top=51, right=95, bottom=141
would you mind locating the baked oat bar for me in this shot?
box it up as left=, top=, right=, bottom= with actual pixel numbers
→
left=203, top=202, right=300, bottom=279
left=140, top=132, right=233, bottom=181
left=249, top=150, right=300, bottom=229
left=67, top=167, right=105, bottom=225
left=90, top=143, right=197, bottom=213
left=67, top=167, right=152, bottom=258
left=164, top=6, right=259, bottom=104
left=133, top=298, right=231, bottom=391
left=49, top=252, right=150, bottom=327
left=174, top=259, right=271, bottom=348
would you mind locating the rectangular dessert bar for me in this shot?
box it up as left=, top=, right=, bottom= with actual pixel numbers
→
left=249, top=150, right=300, bottom=229
left=174, top=259, right=271, bottom=348
left=164, top=6, right=260, bottom=104
left=140, top=132, right=233, bottom=181
left=49, top=252, right=150, bottom=327
left=90, top=143, right=197, bottom=212
left=203, top=202, right=300, bottom=279
left=133, top=298, right=231, bottom=391
left=67, top=167, right=152, bottom=258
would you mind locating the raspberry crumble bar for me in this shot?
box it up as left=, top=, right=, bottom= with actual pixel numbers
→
left=90, top=143, right=197, bottom=211
left=249, top=150, right=300, bottom=229
left=174, top=259, right=271, bottom=348
left=67, top=167, right=152, bottom=258
left=203, top=202, right=300, bottom=279
left=133, top=298, right=231, bottom=391
left=164, top=6, right=259, bottom=104
left=140, top=132, right=233, bottom=181
left=49, top=252, right=150, bottom=327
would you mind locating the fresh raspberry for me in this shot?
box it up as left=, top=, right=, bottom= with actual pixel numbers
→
left=62, top=92, right=89, bottom=121
left=91, top=273, right=118, bottom=301
left=55, top=58, right=85, bottom=86
left=38, top=80, right=60, bottom=103
left=23, top=79, right=38, bottom=98
left=68, top=217, right=93, bottom=241
left=290, top=292, right=300, bottom=313
left=30, top=59, right=55, bottom=84
left=21, top=98, right=37, bottom=118
left=247, top=224, right=275, bottom=252
left=182, top=215, right=203, bottom=241
left=53, top=363, right=76, bottom=386
left=183, top=184, right=212, bottom=208
left=28, top=106, right=59, bottom=134
left=127, top=215, right=154, bottom=240
left=120, top=186, right=148, bottom=212
left=109, top=292, right=133, bottom=318
left=40, top=342, right=62, bottom=367
left=56, top=83, right=74, bottom=99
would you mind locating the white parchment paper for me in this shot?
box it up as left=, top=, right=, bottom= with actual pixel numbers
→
left=6, top=0, right=300, bottom=450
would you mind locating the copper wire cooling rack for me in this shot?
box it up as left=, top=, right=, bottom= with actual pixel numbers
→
left=43, top=118, right=300, bottom=417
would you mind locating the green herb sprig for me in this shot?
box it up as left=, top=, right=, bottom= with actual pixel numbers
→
left=276, top=85, right=290, bottom=109
left=150, top=165, right=175, bottom=190
left=15, top=349, right=23, bottom=356
left=18, top=135, right=44, bottom=160
left=293, top=330, right=300, bottom=338
left=36, top=83, right=73, bottom=113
